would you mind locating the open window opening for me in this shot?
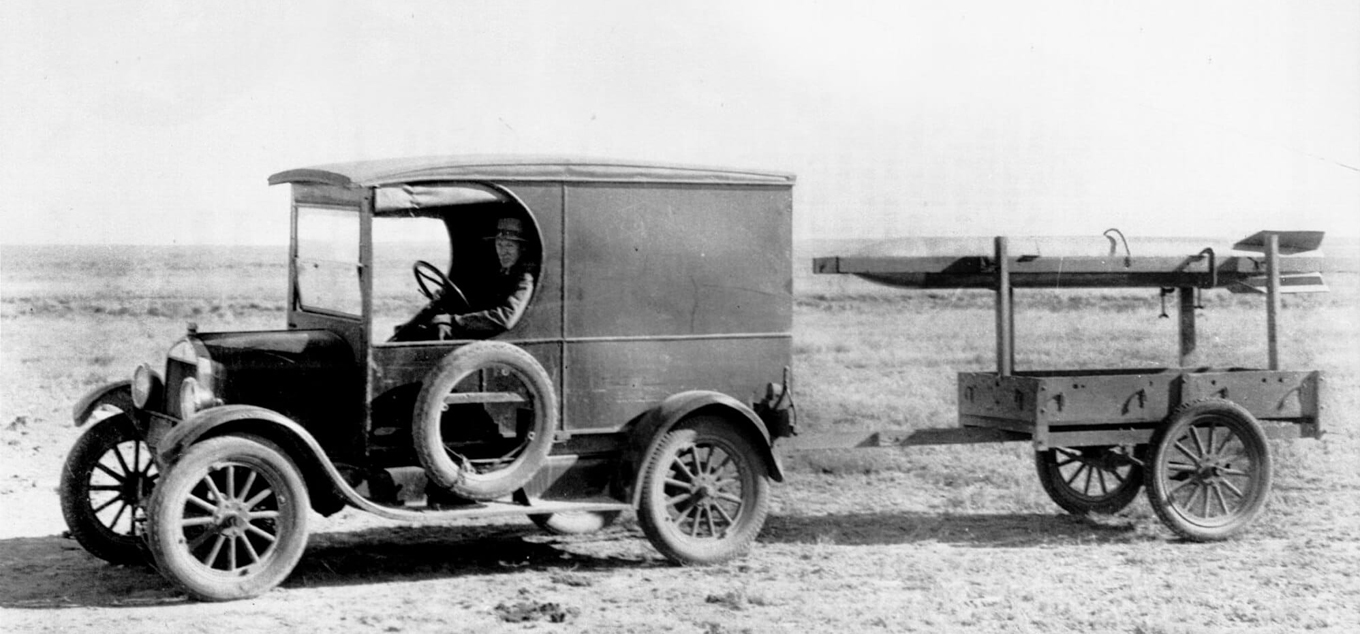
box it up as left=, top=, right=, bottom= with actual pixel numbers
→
left=372, top=183, right=543, bottom=343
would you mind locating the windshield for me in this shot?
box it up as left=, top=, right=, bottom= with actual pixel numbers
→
left=295, top=205, right=361, bottom=317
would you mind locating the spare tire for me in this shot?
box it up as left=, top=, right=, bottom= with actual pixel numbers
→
left=413, top=342, right=557, bottom=500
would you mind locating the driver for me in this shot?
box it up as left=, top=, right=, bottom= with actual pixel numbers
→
left=430, top=217, right=535, bottom=339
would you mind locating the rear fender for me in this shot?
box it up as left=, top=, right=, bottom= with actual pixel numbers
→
left=72, top=381, right=134, bottom=427
left=156, top=405, right=349, bottom=516
left=625, top=391, right=785, bottom=507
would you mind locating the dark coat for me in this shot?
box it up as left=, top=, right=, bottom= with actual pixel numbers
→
left=439, top=266, right=534, bottom=337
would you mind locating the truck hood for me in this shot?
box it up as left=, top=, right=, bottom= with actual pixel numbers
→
left=197, top=330, right=354, bottom=369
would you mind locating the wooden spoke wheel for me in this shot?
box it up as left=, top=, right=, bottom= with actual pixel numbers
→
left=637, top=416, right=770, bottom=565
left=1146, top=399, right=1272, bottom=541
left=59, top=415, right=159, bottom=564
left=147, top=436, right=309, bottom=601
left=1035, top=445, right=1143, bottom=515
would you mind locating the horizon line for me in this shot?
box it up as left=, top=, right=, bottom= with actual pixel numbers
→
left=7, top=232, right=1360, bottom=249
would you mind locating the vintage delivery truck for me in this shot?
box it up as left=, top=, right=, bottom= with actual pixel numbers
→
left=61, top=156, right=797, bottom=600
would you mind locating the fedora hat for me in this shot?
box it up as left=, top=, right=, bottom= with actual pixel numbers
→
left=487, top=217, right=526, bottom=242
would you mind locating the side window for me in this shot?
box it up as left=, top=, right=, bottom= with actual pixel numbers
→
left=371, top=215, right=451, bottom=339
left=295, top=206, right=361, bottom=316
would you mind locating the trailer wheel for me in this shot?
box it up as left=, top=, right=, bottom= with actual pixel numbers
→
left=1035, top=446, right=1143, bottom=515
left=529, top=511, right=622, bottom=535
left=59, top=414, right=158, bottom=564
left=637, top=416, right=770, bottom=565
left=413, top=342, right=556, bottom=501
left=146, top=435, right=309, bottom=601
left=1145, top=399, right=1272, bottom=541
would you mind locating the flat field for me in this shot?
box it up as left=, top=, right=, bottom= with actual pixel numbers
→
left=1, top=242, right=1358, bottom=633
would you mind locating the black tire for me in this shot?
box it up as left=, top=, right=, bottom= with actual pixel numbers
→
left=146, top=435, right=310, bottom=601
left=413, top=342, right=557, bottom=501
left=636, top=416, right=770, bottom=565
left=1145, top=399, right=1272, bottom=541
left=1035, top=446, right=1143, bottom=515
left=59, top=415, right=157, bottom=564
left=529, top=511, right=622, bottom=536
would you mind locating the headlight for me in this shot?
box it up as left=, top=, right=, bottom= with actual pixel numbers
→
left=131, top=364, right=163, bottom=409
left=178, top=377, right=216, bottom=417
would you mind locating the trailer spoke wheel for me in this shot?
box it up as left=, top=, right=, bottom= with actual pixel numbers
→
left=1035, top=445, right=1142, bottom=515
left=147, top=436, right=309, bottom=601
left=59, top=415, right=158, bottom=564
left=638, top=416, right=769, bottom=565
left=1146, top=399, right=1271, bottom=541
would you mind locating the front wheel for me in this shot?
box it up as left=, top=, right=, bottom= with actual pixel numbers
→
left=59, top=415, right=158, bottom=564
left=146, top=436, right=310, bottom=601
left=1145, top=399, right=1272, bottom=541
left=636, top=416, right=770, bottom=565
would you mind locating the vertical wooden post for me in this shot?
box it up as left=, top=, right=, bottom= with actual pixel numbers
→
left=359, top=187, right=376, bottom=440
left=1178, top=287, right=1197, bottom=368
left=995, top=236, right=1013, bottom=376
left=1009, top=286, right=1016, bottom=367
left=1266, top=233, right=1281, bottom=370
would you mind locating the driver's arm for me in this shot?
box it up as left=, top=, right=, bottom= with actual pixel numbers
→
left=435, top=271, right=534, bottom=336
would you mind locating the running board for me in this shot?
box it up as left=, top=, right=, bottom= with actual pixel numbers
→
left=347, top=482, right=630, bottom=524
left=242, top=416, right=630, bottom=524
left=353, top=496, right=632, bottom=524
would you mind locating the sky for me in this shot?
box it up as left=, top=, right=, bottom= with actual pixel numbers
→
left=1, top=0, right=1358, bottom=245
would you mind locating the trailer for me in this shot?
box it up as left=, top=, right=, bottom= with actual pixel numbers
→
left=793, top=230, right=1326, bottom=540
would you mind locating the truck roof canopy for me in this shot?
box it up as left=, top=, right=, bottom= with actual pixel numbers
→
left=269, top=155, right=795, bottom=187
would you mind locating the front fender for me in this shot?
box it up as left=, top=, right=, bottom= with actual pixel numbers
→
left=157, top=404, right=313, bottom=465
left=72, top=381, right=134, bottom=427
left=156, top=404, right=358, bottom=516
left=626, top=390, right=785, bottom=507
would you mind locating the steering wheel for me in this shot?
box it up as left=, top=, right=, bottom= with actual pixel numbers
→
left=413, top=260, right=469, bottom=311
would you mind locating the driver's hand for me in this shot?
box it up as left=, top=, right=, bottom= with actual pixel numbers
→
left=431, top=314, right=454, bottom=340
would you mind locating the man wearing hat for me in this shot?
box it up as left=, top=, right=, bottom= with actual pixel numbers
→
left=431, top=216, right=535, bottom=339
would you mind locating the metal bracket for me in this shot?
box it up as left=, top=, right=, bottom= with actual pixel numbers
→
left=1196, top=247, right=1217, bottom=289
left=1104, top=228, right=1132, bottom=267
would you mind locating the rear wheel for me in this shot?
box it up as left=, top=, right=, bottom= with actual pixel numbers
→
left=1035, top=445, right=1143, bottom=515
left=1145, top=399, right=1272, bottom=541
left=637, top=416, right=770, bottom=565
left=146, top=436, right=309, bottom=601
left=59, top=415, right=158, bottom=564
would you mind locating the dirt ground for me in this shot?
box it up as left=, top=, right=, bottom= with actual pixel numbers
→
left=2, top=462, right=1359, bottom=633
left=3, top=246, right=1359, bottom=633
